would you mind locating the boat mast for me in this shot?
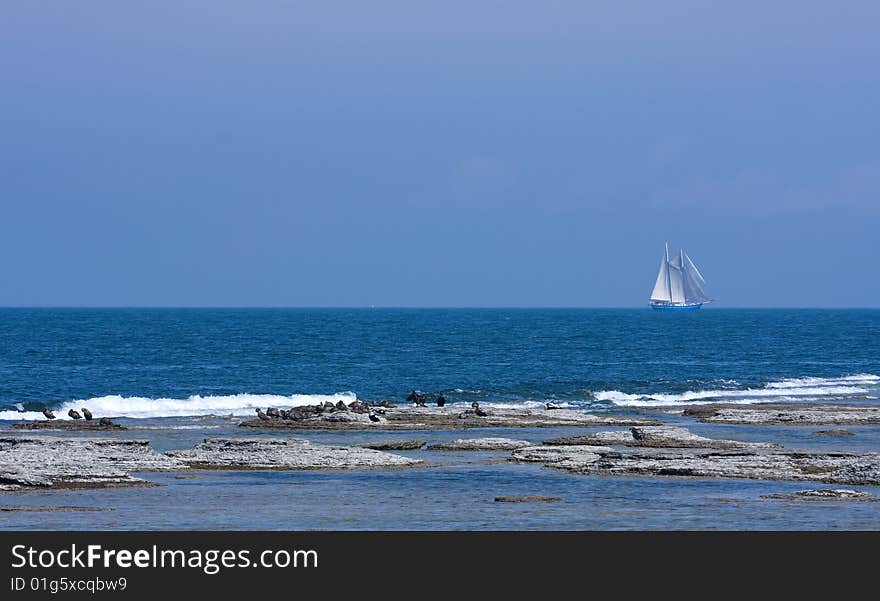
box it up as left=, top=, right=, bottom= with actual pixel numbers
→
left=664, top=242, right=671, bottom=302
left=680, top=248, right=686, bottom=304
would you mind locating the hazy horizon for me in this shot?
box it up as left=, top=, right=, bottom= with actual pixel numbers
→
left=2, top=2, right=878, bottom=308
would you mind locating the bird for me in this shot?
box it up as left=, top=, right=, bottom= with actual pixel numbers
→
left=266, top=407, right=281, bottom=418
left=42, top=408, right=56, bottom=420
left=68, top=409, right=82, bottom=420
left=545, top=402, right=559, bottom=410
left=472, top=402, right=488, bottom=417
left=368, top=412, right=380, bottom=423
left=81, top=408, right=93, bottom=421
left=436, top=394, right=447, bottom=407
left=256, top=408, right=270, bottom=421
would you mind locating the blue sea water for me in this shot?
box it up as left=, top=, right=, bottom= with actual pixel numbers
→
left=1, top=308, right=878, bottom=417
left=2, top=308, right=880, bottom=530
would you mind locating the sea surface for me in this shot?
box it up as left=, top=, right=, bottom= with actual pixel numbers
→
left=1, top=308, right=879, bottom=530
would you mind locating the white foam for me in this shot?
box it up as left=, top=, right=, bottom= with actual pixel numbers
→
left=0, top=392, right=358, bottom=421
left=597, top=374, right=879, bottom=408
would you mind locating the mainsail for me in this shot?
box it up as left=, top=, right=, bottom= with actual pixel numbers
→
left=649, top=243, right=711, bottom=305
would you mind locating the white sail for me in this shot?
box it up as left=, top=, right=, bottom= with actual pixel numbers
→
left=667, top=251, right=686, bottom=303
left=650, top=257, right=671, bottom=302
left=682, top=251, right=710, bottom=303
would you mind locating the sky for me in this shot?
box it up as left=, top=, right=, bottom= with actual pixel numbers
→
left=1, top=1, right=878, bottom=307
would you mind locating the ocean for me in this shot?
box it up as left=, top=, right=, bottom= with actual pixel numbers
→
left=1, top=308, right=879, bottom=530
left=2, top=308, right=879, bottom=418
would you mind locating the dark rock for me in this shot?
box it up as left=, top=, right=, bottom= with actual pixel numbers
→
left=266, top=408, right=281, bottom=419
left=360, top=440, right=426, bottom=451
left=335, top=401, right=348, bottom=411
left=682, top=406, right=720, bottom=418
left=814, top=429, right=854, bottom=437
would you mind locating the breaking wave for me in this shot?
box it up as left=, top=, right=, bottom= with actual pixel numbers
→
left=597, top=374, right=879, bottom=407
left=0, top=392, right=358, bottom=421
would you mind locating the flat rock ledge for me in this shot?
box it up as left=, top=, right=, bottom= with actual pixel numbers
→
left=683, top=405, right=880, bottom=426
left=168, top=437, right=421, bottom=470
left=495, top=495, right=561, bottom=503
left=511, top=428, right=880, bottom=485
left=360, top=440, right=426, bottom=451
left=0, top=437, right=184, bottom=492
left=11, top=420, right=126, bottom=431
left=544, top=426, right=781, bottom=450
left=762, top=489, right=877, bottom=501
left=239, top=406, right=657, bottom=431
left=429, top=437, right=534, bottom=451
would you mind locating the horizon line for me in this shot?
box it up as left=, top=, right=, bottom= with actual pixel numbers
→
left=1, top=305, right=879, bottom=310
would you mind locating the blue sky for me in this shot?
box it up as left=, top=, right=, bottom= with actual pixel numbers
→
left=1, top=1, right=878, bottom=307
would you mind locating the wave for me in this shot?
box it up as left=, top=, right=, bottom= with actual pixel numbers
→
left=0, top=392, right=358, bottom=421
left=597, top=374, right=879, bottom=408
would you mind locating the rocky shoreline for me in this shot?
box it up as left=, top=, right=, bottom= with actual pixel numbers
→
left=239, top=405, right=659, bottom=430
left=11, top=420, right=126, bottom=431
left=167, top=437, right=420, bottom=470
left=511, top=426, right=880, bottom=485
left=3, top=406, right=880, bottom=497
left=680, top=404, right=880, bottom=425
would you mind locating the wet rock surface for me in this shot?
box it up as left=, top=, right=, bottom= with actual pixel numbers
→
left=10, top=420, right=126, bottom=431
left=168, top=437, right=421, bottom=469
left=360, top=439, right=426, bottom=451
left=682, top=405, right=880, bottom=425
left=762, top=489, right=877, bottom=501
left=544, top=426, right=781, bottom=450
left=512, top=427, right=880, bottom=485
left=813, top=429, right=855, bottom=437
left=429, top=437, right=534, bottom=451
left=0, top=437, right=184, bottom=491
left=240, top=406, right=658, bottom=431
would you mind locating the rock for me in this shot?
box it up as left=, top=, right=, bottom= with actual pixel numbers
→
left=511, top=427, right=880, bottom=485
left=495, top=496, right=561, bottom=503
left=813, top=429, right=854, bottom=437
left=360, top=440, right=426, bottom=451
left=543, top=426, right=781, bottom=450
left=762, top=489, right=877, bottom=501
left=239, top=406, right=659, bottom=431
left=429, top=437, right=534, bottom=451
left=12, top=419, right=126, bottom=431
left=682, top=407, right=719, bottom=419
left=348, top=401, right=370, bottom=414
left=167, top=437, right=421, bottom=469
left=684, top=405, right=880, bottom=426
left=335, top=401, right=349, bottom=411
left=0, top=437, right=184, bottom=491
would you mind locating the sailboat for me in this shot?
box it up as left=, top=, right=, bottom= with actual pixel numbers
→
left=649, top=243, right=712, bottom=310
